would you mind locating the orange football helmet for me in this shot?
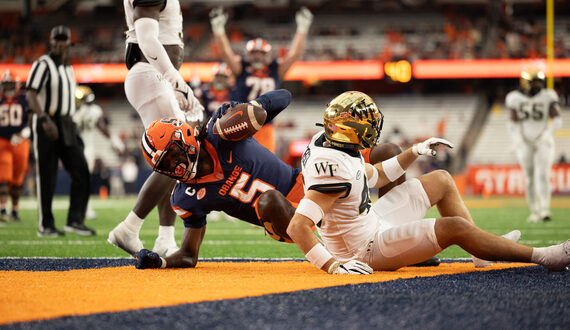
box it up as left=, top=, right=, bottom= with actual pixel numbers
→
left=246, top=38, right=272, bottom=53
left=1, top=70, right=21, bottom=97
left=142, top=118, right=200, bottom=182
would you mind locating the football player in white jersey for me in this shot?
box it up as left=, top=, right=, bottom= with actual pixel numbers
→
left=74, top=85, right=125, bottom=219
left=108, top=0, right=204, bottom=257
left=287, top=91, right=569, bottom=274
left=506, top=71, right=562, bottom=223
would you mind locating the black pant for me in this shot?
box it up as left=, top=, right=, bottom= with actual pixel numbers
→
left=33, top=115, right=90, bottom=230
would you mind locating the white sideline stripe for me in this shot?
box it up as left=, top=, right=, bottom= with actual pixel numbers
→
left=6, top=240, right=277, bottom=246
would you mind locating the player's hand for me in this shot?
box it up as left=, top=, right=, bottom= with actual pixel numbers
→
left=134, top=249, right=163, bottom=269
left=163, top=68, right=203, bottom=115
left=209, top=7, right=228, bottom=36
left=212, top=101, right=240, bottom=121
left=40, top=115, right=59, bottom=141
left=10, top=127, right=29, bottom=146
left=328, top=260, right=373, bottom=275
left=296, top=6, right=313, bottom=34
left=412, top=137, right=454, bottom=156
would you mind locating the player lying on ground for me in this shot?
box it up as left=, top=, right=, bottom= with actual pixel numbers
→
left=133, top=90, right=409, bottom=269
left=286, top=91, right=569, bottom=274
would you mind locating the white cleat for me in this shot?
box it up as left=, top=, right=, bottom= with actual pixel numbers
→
left=153, top=237, right=179, bottom=257
left=107, top=222, right=144, bottom=256
left=472, top=230, right=522, bottom=268
left=527, top=213, right=541, bottom=223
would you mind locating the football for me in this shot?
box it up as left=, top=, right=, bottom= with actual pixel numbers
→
left=212, top=103, right=267, bottom=141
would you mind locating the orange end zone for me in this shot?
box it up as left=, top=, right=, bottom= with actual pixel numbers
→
left=0, top=261, right=532, bottom=324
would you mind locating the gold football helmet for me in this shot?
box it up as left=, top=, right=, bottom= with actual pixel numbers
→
left=520, top=71, right=545, bottom=96
left=75, top=85, right=95, bottom=108
left=322, top=91, right=383, bottom=150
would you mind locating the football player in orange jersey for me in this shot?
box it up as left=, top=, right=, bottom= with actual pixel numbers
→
left=0, top=71, right=30, bottom=222
left=209, top=6, right=313, bottom=153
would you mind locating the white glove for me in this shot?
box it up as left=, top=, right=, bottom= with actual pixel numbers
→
left=209, top=7, right=228, bottom=36
left=164, top=68, right=202, bottom=115
left=110, top=135, right=125, bottom=153
left=328, top=260, right=373, bottom=275
left=296, top=6, right=313, bottom=34
left=412, top=137, right=454, bottom=156
left=10, top=127, right=30, bottom=146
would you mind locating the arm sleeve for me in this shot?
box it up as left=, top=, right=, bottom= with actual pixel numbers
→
left=254, top=89, right=292, bottom=122
left=134, top=17, right=177, bottom=75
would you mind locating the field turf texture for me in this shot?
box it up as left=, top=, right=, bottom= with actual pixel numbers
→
left=0, top=196, right=568, bottom=328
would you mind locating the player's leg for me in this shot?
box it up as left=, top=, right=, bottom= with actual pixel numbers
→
left=152, top=176, right=178, bottom=256
left=533, top=137, right=555, bottom=221
left=516, top=143, right=539, bottom=221
left=0, top=139, right=11, bottom=222
left=434, top=216, right=569, bottom=271
left=83, top=141, right=97, bottom=220
left=256, top=189, right=296, bottom=242
left=109, top=64, right=185, bottom=255
left=9, top=138, right=29, bottom=222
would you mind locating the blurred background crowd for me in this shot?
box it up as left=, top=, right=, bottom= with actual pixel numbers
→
left=1, top=0, right=569, bottom=200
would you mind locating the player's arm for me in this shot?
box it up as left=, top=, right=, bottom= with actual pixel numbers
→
left=287, top=189, right=373, bottom=275
left=547, top=102, right=562, bottom=135
left=365, top=137, right=454, bottom=189
left=252, top=89, right=292, bottom=122
left=277, top=7, right=313, bottom=79
left=164, top=226, right=205, bottom=268
left=209, top=7, right=242, bottom=76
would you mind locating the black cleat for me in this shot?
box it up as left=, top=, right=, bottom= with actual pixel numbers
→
left=64, top=223, right=96, bottom=236
left=410, top=257, right=441, bottom=267
left=37, top=227, right=65, bottom=237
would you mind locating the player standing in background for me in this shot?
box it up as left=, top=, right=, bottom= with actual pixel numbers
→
left=286, top=91, right=569, bottom=274
left=194, top=63, right=233, bottom=121
left=506, top=71, right=562, bottom=223
left=74, top=85, right=125, bottom=219
left=0, top=71, right=29, bottom=223
left=209, top=6, right=313, bottom=152
left=108, top=0, right=203, bottom=257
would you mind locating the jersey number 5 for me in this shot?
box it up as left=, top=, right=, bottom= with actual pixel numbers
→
left=229, top=172, right=275, bottom=207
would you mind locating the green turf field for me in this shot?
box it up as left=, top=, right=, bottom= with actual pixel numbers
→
left=1, top=196, right=568, bottom=259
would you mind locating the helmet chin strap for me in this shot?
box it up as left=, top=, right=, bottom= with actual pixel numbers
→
left=187, top=150, right=200, bottom=181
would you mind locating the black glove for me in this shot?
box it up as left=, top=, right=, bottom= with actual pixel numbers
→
left=134, top=249, right=163, bottom=269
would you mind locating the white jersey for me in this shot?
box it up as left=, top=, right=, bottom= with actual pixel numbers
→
left=505, top=88, right=559, bottom=142
left=73, top=103, right=104, bottom=171
left=124, top=0, right=183, bottom=47
left=301, top=132, right=380, bottom=261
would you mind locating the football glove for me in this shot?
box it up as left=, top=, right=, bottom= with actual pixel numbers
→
left=212, top=101, right=241, bottom=121
left=163, top=68, right=204, bottom=116
left=296, top=7, right=313, bottom=34
left=209, top=7, right=228, bottom=36
left=412, top=137, right=454, bottom=156
left=135, top=249, right=163, bottom=269
left=328, top=260, right=374, bottom=275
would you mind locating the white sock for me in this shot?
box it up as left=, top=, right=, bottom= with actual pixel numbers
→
left=472, top=230, right=522, bottom=268
left=158, top=225, right=175, bottom=242
left=531, top=240, right=570, bottom=271
left=124, top=211, right=144, bottom=233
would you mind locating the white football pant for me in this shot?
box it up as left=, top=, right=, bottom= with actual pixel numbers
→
left=124, top=62, right=186, bottom=129
left=515, top=135, right=555, bottom=217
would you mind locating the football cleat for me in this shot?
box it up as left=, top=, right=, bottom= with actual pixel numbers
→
left=108, top=222, right=144, bottom=256
left=527, top=213, right=541, bottom=223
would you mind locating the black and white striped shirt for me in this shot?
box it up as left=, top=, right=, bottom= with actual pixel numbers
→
left=26, top=54, right=76, bottom=117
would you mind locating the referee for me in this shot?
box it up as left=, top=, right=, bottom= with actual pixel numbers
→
left=26, top=25, right=95, bottom=237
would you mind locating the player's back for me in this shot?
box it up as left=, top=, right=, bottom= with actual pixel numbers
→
left=171, top=132, right=300, bottom=227
left=124, top=0, right=183, bottom=47
left=505, top=88, right=559, bottom=141
left=301, top=132, right=379, bottom=261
